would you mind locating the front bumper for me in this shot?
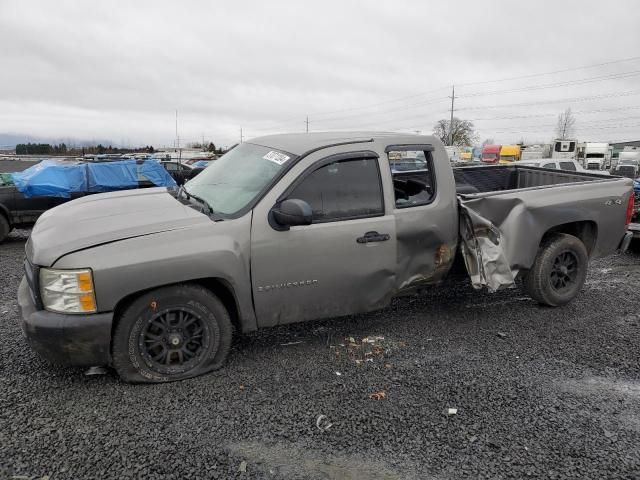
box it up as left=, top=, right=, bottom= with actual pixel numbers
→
left=18, top=277, right=113, bottom=366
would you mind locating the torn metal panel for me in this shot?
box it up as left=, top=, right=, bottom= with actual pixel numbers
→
left=458, top=201, right=517, bottom=292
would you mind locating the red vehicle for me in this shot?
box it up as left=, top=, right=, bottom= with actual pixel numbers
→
left=481, top=144, right=501, bottom=164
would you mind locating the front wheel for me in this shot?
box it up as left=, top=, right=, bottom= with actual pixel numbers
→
left=112, top=284, right=232, bottom=383
left=522, top=233, right=588, bottom=307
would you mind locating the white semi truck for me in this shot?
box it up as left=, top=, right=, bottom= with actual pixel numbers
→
left=583, top=142, right=612, bottom=171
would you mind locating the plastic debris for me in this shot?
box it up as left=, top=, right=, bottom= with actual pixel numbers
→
left=316, top=414, right=333, bottom=431
left=497, top=332, right=507, bottom=338
left=280, top=341, right=303, bottom=346
left=369, top=391, right=386, bottom=400
left=238, top=460, right=247, bottom=473
left=335, top=371, right=342, bottom=376
left=447, top=407, right=458, bottom=416
left=84, top=366, right=107, bottom=376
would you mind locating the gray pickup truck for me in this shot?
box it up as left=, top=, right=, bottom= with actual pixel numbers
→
left=18, top=133, right=634, bottom=383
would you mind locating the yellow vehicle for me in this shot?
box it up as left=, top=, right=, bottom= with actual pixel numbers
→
left=460, top=146, right=473, bottom=161
left=499, top=145, right=521, bottom=164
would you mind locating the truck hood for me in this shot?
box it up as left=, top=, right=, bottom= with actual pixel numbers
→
left=27, top=187, right=211, bottom=266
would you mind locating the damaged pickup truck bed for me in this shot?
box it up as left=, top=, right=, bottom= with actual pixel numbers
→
left=18, top=133, right=634, bottom=383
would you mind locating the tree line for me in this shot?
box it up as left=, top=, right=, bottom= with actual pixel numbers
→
left=15, top=143, right=156, bottom=155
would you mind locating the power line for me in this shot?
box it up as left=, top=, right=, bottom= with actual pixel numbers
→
left=455, top=55, right=640, bottom=87
left=457, top=70, right=640, bottom=99
left=469, top=105, right=640, bottom=122
left=247, top=56, right=640, bottom=131
left=456, top=90, right=640, bottom=111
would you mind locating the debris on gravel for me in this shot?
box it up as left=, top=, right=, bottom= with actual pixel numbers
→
left=1, top=228, right=639, bottom=479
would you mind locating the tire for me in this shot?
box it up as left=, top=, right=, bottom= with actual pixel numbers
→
left=112, top=284, right=232, bottom=383
left=522, top=233, right=588, bottom=307
left=0, top=214, right=10, bottom=243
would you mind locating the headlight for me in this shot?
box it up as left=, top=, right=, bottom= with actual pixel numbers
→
left=39, top=268, right=97, bottom=314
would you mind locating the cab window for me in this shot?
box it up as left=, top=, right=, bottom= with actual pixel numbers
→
left=542, top=162, right=557, bottom=169
left=288, top=157, right=383, bottom=223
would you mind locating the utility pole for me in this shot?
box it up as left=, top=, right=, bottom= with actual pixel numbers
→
left=240, top=127, right=243, bottom=143
left=175, top=109, right=181, bottom=163
left=448, top=85, right=455, bottom=146
left=305, top=115, right=309, bottom=133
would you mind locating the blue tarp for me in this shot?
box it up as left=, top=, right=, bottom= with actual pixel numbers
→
left=12, top=160, right=87, bottom=198
left=11, top=159, right=176, bottom=198
left=86, top=160, right=139, bottom=192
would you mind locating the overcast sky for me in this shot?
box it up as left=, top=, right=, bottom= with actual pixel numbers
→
left=1, top=0, right=640, bottom=148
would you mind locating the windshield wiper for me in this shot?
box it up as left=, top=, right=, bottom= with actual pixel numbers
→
left=178, top=185, right=213, bottom=214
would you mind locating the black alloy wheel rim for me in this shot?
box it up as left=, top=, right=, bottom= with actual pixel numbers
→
left=550, top=250, right=579, bottom=292
left=139, top=307, right=211, bottom=374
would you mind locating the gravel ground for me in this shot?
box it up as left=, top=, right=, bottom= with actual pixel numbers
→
left=1, top=229, right=639, bottom=479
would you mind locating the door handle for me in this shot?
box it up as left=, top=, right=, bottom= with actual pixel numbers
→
left=357, top=231, right=390, bottom=244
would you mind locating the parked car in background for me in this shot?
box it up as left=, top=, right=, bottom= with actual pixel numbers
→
left=517, top=158, right=608, bottom=174
left=18, top=132, right=633, bottom=383
left=481, top=144, right=501, bottom=164
left=188, top=160, right=211, bottom=180
left=612, top=155, right=640, bottom=179
left=0, top=159, right=176, bottom=242
left=160, top=161, right=194, bottom=185
left=191, top=160, right=211, bottom=168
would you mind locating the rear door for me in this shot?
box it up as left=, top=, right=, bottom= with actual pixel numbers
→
left=386, top=145, right=458, bottom=290
left=250, top=149, right=396, bottom=327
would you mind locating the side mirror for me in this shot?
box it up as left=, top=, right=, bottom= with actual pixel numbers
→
left=271, top=199, right=313, bottom=230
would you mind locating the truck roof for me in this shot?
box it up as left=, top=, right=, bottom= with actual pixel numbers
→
left=482, top=144, right=501, bottom=152
left=247, top=132, right=439, bottom=156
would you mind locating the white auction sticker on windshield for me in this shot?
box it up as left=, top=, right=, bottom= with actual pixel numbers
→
left=263, top=150, right=290, bottom=165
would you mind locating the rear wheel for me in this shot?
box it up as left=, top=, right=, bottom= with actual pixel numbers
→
left=523, top=233, right=588, bottom=307
left=112, top=284, right=232, bottom=383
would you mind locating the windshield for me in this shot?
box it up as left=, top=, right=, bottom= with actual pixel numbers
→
left=184, top=142, right=294, bottom=216
left=482, top=153, right=497, bottom=159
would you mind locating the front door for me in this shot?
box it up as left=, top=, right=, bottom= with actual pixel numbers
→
left=250, top=150, right=396, bottom=327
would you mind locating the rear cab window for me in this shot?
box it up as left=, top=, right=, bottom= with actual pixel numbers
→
left=559, top=161, right=576, bottom=171
left=386, top=147, right=436, bottom=208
